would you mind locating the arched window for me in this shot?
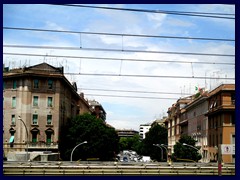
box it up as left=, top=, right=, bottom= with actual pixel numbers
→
left=45, top=128, right=54, bottom=144
left=30, top=128, right=40, bottom=145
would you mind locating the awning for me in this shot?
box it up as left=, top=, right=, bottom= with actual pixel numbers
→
left=9, top=136, right=14, bottom=143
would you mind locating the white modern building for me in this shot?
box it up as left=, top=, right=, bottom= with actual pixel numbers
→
left=139, top=123, right=151, bottom=140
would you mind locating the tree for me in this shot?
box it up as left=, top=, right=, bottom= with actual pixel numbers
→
left=141, top=124, right=168, bottom=162
left=171, top=135, right=202, bottom=162
left=59, top=113, right=119, bottom=161
left=119, top=134, right=141, bottom=152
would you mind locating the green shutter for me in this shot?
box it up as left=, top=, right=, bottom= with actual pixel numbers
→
left=9, top=136, right=14, bottom=143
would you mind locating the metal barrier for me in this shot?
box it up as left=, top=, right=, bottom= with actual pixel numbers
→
left=3, top=162, right=235, bottom=176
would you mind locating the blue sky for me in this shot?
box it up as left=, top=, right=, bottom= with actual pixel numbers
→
left=3, top=4, right=235, bottom=130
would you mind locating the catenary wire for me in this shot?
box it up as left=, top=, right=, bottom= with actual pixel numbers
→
left=64, top=72, right=235, bottom=80
left=3, top=45, right=235, bottom=57
left=3, top=52, right=235, bottom=65
left=79, top=88, right=192, bottom=96
left=48, top=4, right=235, bottom=19
left=3, top=27, right=235, bottom=42
left=84, top=94, right=181, bottom=100
left=3, top=88, right=235, bottom=102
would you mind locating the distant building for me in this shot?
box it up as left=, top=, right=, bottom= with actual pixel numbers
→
left=88, top=100, right=106, bottom=121
left=3, top=63, right=91, bottom=155
left=116, top=129, right=139, bottom=138
left=139, top=123, right=151, bottom=139
left=165, top=96, right=193, bottom=154
left=152, top=117, right=167, bottom=127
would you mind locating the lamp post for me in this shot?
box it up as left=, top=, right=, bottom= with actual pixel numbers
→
left=18, top=116, right=29, bottom=161
left=160, top=144, right=168, bottom=162
left=183, top=143, right=201, bottom=162
left=70, top=141, right=87, bottom=162
left=183, top=143, right=199, bottom=151
left=153, top=144, right=163, bottom=161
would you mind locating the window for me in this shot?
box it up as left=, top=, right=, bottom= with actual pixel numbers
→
left=232, top=134, right=235, bottom=144
left=47, top=97, right=53, bottom=107
left=32, top=114, right=38, bottom=125
left=33, top=96, right=38, bottom=106
left=48, top=79, right=53, bottom=89
left=11, top=115, right=15, bottom=125
left=32, top=133, right=37, bottom=143
left=33, top=79, right=39, bottom=88
left=47, top=115, right=52, bottom=125
left=13, top=80, right=17, bottom=89
left=46, top=134, right=52, bottom=144
left=12, top=97, right=16, bottom=108
left=220, top=133, right=222, bottom=144
left=209, top=134, right=212, bottom=146
left=231, top=113, right=235, bottom=125
left=231, top=93, right=235, bottom=105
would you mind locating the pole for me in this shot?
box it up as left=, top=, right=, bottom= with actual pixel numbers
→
left=18, top=116, right=29, bottom=161
left=70, top=141, right=87, bottom=162
left=218, top=144, right=222, bottom=176
left=153, top=144, right=163, bottom=161
left=160, top=144, right=168, bottom=162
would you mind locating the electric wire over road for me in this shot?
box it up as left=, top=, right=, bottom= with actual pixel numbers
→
left=3, top=27, right=235, bottom=42
left=3, top=52, right=235, bottom=65
left=48, top=4, right=235, bottom=19
left=3, top=45, right=235, bottom=57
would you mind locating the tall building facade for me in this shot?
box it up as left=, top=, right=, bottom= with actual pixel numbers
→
left=165, top=84, right=235, bottom=163
left=3, top=63, right=91, bottom=154
left=180, top=95, right=209, bottom=162
left=205, top=84, right=235, bottom=163
left=165, top=96, right=193, bottom=154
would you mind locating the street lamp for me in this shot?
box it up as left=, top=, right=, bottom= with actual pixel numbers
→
left=18, top=116, right=29, bottom=161
left=70, top=141, right=87, bottom=162
left=183, top=143, right=199, bottom=151
left=160, top=144, right=168, bottom=162
left=153, top=144, right=163, bottom=161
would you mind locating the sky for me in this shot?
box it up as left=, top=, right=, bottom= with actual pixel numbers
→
left=3, top=4, right=235, bottom=131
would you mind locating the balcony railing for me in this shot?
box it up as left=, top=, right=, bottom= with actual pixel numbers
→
left=28, top=142, right=58, bottom=149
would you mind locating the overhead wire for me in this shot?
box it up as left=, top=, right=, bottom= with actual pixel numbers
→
left=84, top=94, right=180, bottom=100
left=48, top=4, right=235, bottom=19
left=3, top=52, right=235, bottom=65
left=64, top=72, right=235, bottom=80
left=3, top=27, right=235, bottom=42
left=79, top=87, right=192, bottom=96
left=3, top=45, right=235, bottom=57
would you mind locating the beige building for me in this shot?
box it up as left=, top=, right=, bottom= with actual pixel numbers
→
left=205, top=84, right=235, bottom=163
left=3, top=63, right=91, bottom=155
left=180, top=94, right=209, bottom=162
left=165, top=96, right=193, bottom=154
left=165, top=84, right=235, bottom=163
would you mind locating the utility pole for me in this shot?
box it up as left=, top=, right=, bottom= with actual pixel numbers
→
left=218, top=144, right=222, bottom=176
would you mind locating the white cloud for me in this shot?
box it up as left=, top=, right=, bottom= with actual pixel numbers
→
left=167, top=17, right=195, bottom=27
left=146, top=13, right=167, bottom=28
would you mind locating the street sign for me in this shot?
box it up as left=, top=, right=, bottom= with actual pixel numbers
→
left=221, top=144, right=235, bottom=155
